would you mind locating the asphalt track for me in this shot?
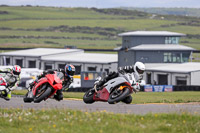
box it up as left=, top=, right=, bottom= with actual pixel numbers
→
left=0, top=97, right=200, bottom=115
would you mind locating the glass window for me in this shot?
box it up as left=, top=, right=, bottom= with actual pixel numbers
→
left=182, top=53, right=189, bottom=62
left=88, top=67, right=96, bottom=72
left=84, top=72, right=98, bottom=80
left=29, top=60, right=36, bottom=68
left=165, top=37, right=179, bottom=44
left=6, top=58, right=10, bottom=65
left=163, top=53, right=172, bottom=63
left=45, top=63, right=52, bottom=70
left=16, top=59, right=23, bottom=68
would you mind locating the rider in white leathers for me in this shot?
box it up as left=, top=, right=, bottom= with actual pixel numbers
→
left=0, top=65, right=21, bottom=100
left=96, top=62, right=146, bottom=91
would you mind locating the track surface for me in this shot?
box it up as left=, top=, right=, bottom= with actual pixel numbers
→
left=0, top=97, right=200, bottom=115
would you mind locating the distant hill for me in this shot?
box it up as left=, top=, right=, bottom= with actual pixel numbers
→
left=0, top=6, right=199, bottom=50
left=122, top=7, right=200, bottom=18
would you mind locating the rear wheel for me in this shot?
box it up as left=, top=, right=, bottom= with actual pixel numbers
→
left=34, top=84, right=52, bottom=103
left=83, top=89, right=95, bottom=104
left=108, top=87, right=130, bottom=104
left=121, top=95, right=132, bottom=104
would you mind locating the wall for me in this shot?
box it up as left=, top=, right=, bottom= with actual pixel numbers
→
left=191, top=71, right=200, bottom=85
left=122, top=36, right=165, bottom=48
left=136, top=51, right=164, bottom=63
left=118, top=50, right=135, bottom=67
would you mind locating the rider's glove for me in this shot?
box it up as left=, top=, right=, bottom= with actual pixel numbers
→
left=132, top=82, right=140, bottom=92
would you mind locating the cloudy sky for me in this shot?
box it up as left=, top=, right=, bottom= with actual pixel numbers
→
left=0, top=0, right=200, bottom=8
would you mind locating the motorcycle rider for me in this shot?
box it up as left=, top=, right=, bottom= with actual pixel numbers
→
left=0, top=65, right=21, bottom=101
left=29, top=64, right=75, bottom=101
left=95, top=62, right=145, bottom=91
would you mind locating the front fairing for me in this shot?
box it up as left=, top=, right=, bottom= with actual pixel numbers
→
left=104, top=73, right=135, bottom=93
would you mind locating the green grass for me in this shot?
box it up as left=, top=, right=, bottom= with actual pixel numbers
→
left=12, top=90, right=200, bottom=104
left=0, top=108, right=199, bottom=133
left=0, top=6, right=200, bottom=49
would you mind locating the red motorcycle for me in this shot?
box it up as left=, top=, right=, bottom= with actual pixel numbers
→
left=24, top=71, right=64, bottom=103
left=83, top=73, right=140, bottom=104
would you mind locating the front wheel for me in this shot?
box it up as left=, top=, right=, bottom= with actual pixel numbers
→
left=83, top=89, right=95, bottom=104
left=34, top=85, right=52, bottom=103
left=108, top=87, right=130, bottom=104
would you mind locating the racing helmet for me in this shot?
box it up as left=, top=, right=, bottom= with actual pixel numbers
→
left=65, top=64, right=75, bottom=77
left=12, top=65, right=21, bottom=75
left=133, top=62, right=145, bottom=80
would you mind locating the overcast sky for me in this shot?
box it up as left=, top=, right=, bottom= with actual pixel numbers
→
left=0, top=0, right=200, bottom=8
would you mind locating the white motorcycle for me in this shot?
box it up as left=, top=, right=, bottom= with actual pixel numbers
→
left=83, top=72, right=144, bottom=104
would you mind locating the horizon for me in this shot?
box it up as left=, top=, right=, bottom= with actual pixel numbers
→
left=0, top=0, right=200, bottom=8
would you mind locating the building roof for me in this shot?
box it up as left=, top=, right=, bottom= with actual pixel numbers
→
left=118, top=31, right=186, bottom=37
left=145, top=62, right=200, bottom=73
left=41, top=53, right=118, bottom=64
left=130, top=44, right=195, bottom=51
left=0, top=48, right=83, bottom=57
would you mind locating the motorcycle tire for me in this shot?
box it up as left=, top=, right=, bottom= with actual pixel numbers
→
left=83, top=89, right=95, bottom=104
left=121, top=95, right=132, bottom=104
left=34, top=86, right=52, bottom=103
left=108, top=87, right=130, bottom=104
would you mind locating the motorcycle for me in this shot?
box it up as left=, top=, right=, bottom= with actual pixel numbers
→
left=83, top=72, right=141, bottom=104
left=0, top=75, right=9, bottom=99
left=24, top=71, right=64, bottom=103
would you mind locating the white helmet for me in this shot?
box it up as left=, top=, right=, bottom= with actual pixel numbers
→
left=134, top=62, right=145, bottom=80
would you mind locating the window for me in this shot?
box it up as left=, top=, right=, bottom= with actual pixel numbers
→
left=182, top=53, right=189, bottom=62
left=45, top=63, right=52, bottom=70
left=164, top=53, right=172, bottom=63
left=74, top=65, right=81, bottom=75
left=176, top=77, right=187, bottom=85
left=58, top=64, right=65, bottom=69
left=165, top=37, right=179, bottom=44
left=83, top=72, right=98, bottom=80
left=28, top=60, right=36, bottom=68
left=6, top=58, right=10, bottom=65
left=88, top=67, right=96, bottom=72
left=16, top=59, right=23, bottom=67
left=164, top=53, right=184, bottom=63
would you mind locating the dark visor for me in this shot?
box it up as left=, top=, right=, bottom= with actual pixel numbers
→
left=136, top=66, right=144, bottom=74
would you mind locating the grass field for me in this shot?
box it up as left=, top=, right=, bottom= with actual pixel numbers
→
left=0, top=6, right=200, bottom=50
left=0, top=108, right=199, bottom=133
left=12, top=90, right=200, bottom=104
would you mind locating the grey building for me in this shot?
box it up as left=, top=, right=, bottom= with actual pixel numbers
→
left=116, top=31, right=195, bottom=67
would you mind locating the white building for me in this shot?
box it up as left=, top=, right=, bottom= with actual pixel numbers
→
left=144, top=62, right=200, bottom=86
left=0, top=48, right=118, bottom=74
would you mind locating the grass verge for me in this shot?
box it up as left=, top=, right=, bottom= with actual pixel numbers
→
left=0, top=108, right=199, bottom=133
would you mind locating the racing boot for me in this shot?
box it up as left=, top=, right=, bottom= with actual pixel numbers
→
left=54, top=90, right=63, bottom=101
left=3, top=91, right=11, bottom=101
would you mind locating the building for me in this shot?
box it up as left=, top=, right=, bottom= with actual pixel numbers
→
left=0, top=48, right=82, bottom=69
left=116, top=31, right=195, bottom=67
left=0, top=48, right=117, bottom=74
left=41, top=52, right=118, bottom=74
left=144, top=62, right=200, bottom=86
